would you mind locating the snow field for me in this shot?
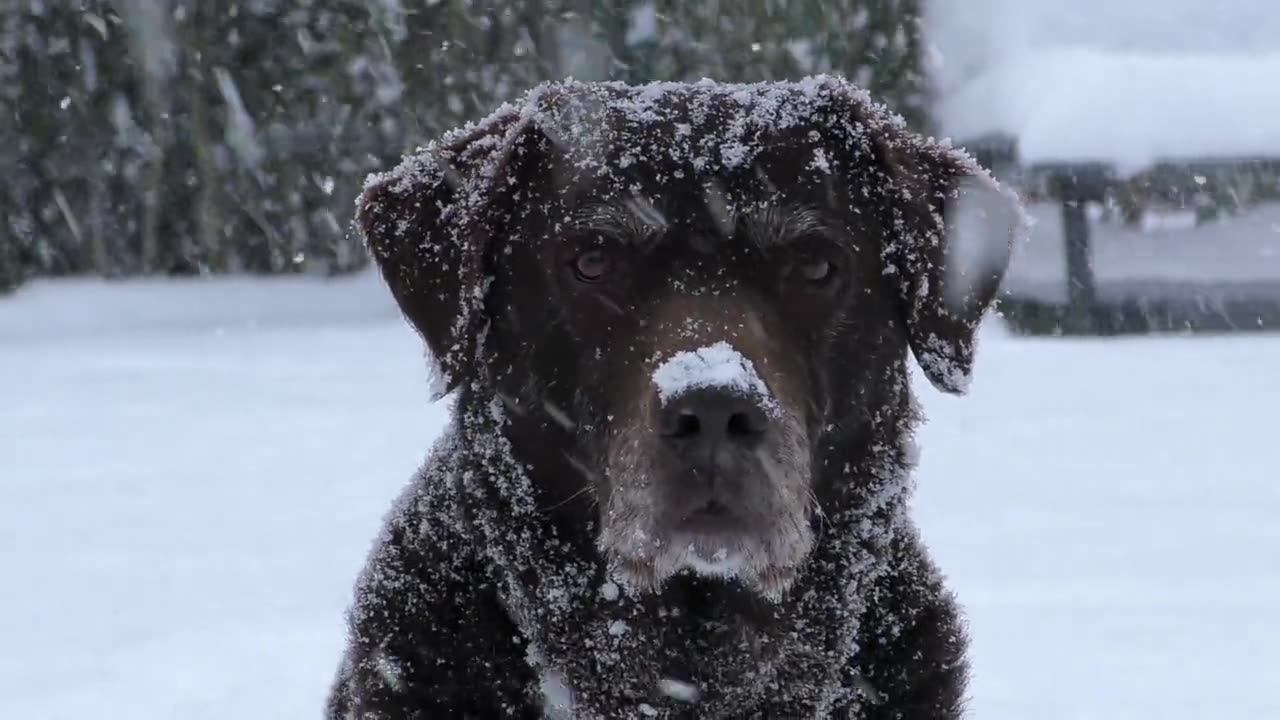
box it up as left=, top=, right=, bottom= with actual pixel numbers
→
left=2, top=273, right=1276, bottom=718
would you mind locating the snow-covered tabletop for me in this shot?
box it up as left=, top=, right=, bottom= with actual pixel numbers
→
left=927, top=0, right=1280, bottom=173
left=926, top=0, right=1280, bottom=299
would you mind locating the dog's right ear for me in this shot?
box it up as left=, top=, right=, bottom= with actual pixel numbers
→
left=356, top=120, right=519, bottom=397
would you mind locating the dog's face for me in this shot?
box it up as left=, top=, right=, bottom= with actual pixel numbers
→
left=547, top=201, right=843, bottom=595
left=359, top=81, right=1021, bottom=599
left=524, top=139, right=899, bottom=597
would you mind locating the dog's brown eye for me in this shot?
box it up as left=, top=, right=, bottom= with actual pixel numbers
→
left=785, top=254, right=837, bottom=287
left=798, top=259, right=833, bottom=282
left=573, top=249, right=612, bottom=283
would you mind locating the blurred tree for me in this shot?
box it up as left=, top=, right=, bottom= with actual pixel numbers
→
left=395, top=0, right=928, bottom=138
left=615, top=0, right=927, bottom=126
left=1, top=1, right=145, bottom=283
left=1, top=0, right=403, bottom=288
left=0, top=0, right=928, bottom=291
left=157, top=0, right=405, bottom=275
left=796, top=0, right=929, bottom=128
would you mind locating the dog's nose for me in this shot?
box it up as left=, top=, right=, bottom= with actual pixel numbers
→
left=658, top=389, right=770, bottom=452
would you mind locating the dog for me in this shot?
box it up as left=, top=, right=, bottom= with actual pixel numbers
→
left=327, top=76, right=1024, bottom=719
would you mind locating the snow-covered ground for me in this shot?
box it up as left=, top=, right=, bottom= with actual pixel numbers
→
left=3, top=274, right=1277, bottom=719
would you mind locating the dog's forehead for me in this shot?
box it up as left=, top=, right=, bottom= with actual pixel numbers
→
left=524, top=81, right=890, bottom=250
left=532, top=79, right=877, bottom=194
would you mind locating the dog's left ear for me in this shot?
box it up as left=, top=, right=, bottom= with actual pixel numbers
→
left=873, top=129, right=1025, bottom=395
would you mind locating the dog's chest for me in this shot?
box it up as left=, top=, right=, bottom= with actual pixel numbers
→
left=527, top=604, right=850, bottom=719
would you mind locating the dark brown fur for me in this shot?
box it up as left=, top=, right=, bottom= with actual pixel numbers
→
left=328, top=78, right=1021, bottom=719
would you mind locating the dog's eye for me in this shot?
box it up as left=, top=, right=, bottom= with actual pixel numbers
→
left=572, top=249, right=612, bottom=283
left=785, top=253, right=838, bottom=287
left=797, top=259, right=833, bottom=283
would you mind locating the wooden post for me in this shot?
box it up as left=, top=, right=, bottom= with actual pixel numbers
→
left=1047, top=164, right=1109, bottom=332
left=1061, top=199, right=1095, bottom=310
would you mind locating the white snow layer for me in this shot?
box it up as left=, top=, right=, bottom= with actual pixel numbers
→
left=540, top=668, right=575, bottom=718
left=3, top=275, right=1279, bottom=718
left=651, top=342, right=779, bottom=416
left=679, top=545, right=744, bottom=578
left=658, top=677, right=701, bottom=704
left=938, top=48, right=1280, bottom=171
left=927, top=0, right=1280, bottom=171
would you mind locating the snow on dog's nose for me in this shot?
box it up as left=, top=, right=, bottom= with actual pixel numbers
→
left=650, top=341, right=780, bottom=417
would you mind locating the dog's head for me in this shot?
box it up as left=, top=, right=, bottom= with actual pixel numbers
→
left=359, top=79, right=1023, bottom=599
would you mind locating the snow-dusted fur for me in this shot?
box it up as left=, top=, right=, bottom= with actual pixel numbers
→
left=327, top=77, right=1025, bottom=719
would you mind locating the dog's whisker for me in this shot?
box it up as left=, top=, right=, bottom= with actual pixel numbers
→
left=538, top=483, right=594, bottom=514
left=806, top=488, right=830, bottom=547
left=596, top=293, right=627, bottom=316
left=807, top=488, right=829, bottom=523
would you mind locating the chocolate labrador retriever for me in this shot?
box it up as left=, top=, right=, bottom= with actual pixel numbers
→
left=328, top=76, right=1023, bottom=719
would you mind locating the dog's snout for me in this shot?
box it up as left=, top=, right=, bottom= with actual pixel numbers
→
left=659, top=389, right=770, bottom=450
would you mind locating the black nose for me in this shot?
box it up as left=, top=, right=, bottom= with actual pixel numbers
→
left=658, top=389, right=770, bottom=452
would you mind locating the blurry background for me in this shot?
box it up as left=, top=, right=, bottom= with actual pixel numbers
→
left=0, top=0, right=929, bottom=290
left=2, top=2, right=1277, bottom=718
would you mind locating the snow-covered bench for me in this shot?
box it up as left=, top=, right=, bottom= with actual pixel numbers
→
left=927, top=1, right=1280, bottom=334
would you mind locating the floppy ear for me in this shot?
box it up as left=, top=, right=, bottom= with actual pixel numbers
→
left=356, top=116, right=522, bottom=397
left=876, top=132, right=1026, bottom=395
